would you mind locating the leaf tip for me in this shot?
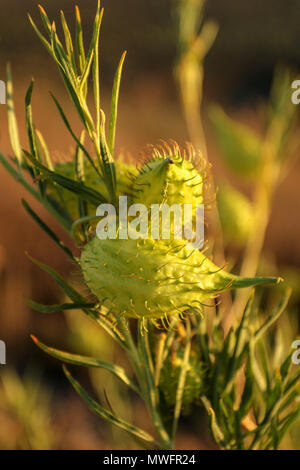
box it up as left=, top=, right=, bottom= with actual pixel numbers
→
left=37, top=4, right=45, bottom=13
left=62, top=364, right=70, bottom=377
left=75, top=5, right=81, bottom=22
left=30, top=334, right=38, bottom=345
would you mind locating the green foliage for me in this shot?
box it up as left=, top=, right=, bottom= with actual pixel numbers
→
left=197, top=290, right=300, bottom=449
left=0, top=0, right=299, bottom=451
left=175, top=0, right=218, bottom=155
left=159, top=342, right=208, bottom=412
left=47, top=159, right=136, bottom=219
left=217, top=184, right=254, bottom=244
left=210, top=106, right=262, bottom=178
left=0, top=369, right=55, bottom=450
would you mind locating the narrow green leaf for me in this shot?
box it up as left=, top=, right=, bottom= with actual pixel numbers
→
left=254, top=289, right=291, bottom=343
left=60, top=10, right=77, bottom=73
left=26, top=253, right=86, bottom=303
left=6, top=64, right=23, bottom=164
left=29, top=10, right=85, bottom=129
left=233, top=411, right=244, bottom=450
left=108, top=51, right=127, bottom=156
left=35, top=129, right=54, bottom=170
left=31, top=336, right=139, bottom=394
left=137, top=321, right=171, bottom=449
left=75, top=131, right=88, bottom=223
left=280, top=351, right=293, bottom=382
left=82, top=1, right=104, bottom=103
left=231, top=275, right=281, bottom=289
left=284, top=369, right=300, bottom=395
left=276, top=405, right=300, bottom=446
left=50, top=94, right=101, bottom=177
left=63, top=365, right=157, bottom=444
left=172, top=319, right=191, bottom=441
left=75, top=130, right=86, bottom=182
left=278, top=389, right=299, bottom=416
left=75, top=5, right=86, bottom=74
left=257, top=340, right=271, bottom=392
left=21, top=199, right=75, bottom=261
left=79, top=49, right=94, bottom=95
left=270, top=416, right=279, bottom=449
left=37, top=4, right=52, bottom=36
left=50, top=23, right=77, bottom=87
left=0, top=153, right=71, bottom=232
left=45, top=194, right=74, bottom=230
left=100, top=109, right=116, bottom=203
left=25, top=80, right=40, bottom=162
left=201, top=396, right=226, bottom=448
left=239, top=354, right=254, bottom=418
left=23, top=150, right=106, bottom=206
left=27, top=299, right=95, bottom=313
left=26, top=253, right=126, bottom=348
left=28, top=13, right=53, bottom=55
left=161, top=317, right=178, bottom=363
left=93, top=5, right=104, bottom=137
left=0, top=153, right=35, bottom=196
left=154, top=333, right=167, bottom=387
left=225, top=292, right=254, bottom=387
left=25, top=79, right=46, bottom=196
left=71, top=215, right=100, bottom=243
left=212, top=328, right=234, bottom=411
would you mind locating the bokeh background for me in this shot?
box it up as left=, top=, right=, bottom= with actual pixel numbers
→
left=0, top=0, right=299, bottom=449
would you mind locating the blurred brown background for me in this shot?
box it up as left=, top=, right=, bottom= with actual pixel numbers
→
left=0, top=0, right=299, bottom=449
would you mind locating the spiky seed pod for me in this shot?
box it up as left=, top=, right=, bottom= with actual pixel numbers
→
left=131, top=143, right=207, bottom=216
left=48, top=160, right=137, bottom=218
left=159, top=344, right=208, bottom=412
left=80, top=235, right=279, bottom=320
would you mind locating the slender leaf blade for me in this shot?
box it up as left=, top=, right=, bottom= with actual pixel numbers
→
left=108, top=51, right=127, bottom=156
left=6, top=64, right=23, bottom=164
left=63, top=365, right=157, bottom=444
left=31, top=336, right=139, bottom=394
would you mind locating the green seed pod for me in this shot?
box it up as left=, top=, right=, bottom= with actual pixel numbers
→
left=159, top=343, right=207, bottom=412
left=48, top=160, right=137, bottom=218
left=80, top=235, right=279, bottom=320
left=131, top=142, right=207, bottom=216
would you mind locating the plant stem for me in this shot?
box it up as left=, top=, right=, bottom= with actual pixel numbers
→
left=138, top=321, right=172, bottom=449
left=230, top=139, right=280, bottom=323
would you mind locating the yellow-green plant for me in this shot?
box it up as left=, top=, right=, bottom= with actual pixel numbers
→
left=0, top=368, right=55, bottom=450
left=176, top=0, right=300, bottom=449
left=1, top=1, right=299, bottom=450
left=217, top=184, right=254, bottom=245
